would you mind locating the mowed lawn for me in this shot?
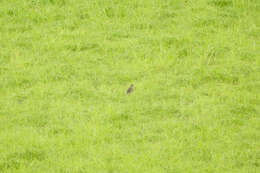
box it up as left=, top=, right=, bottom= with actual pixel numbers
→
left=0, top=0, right=259, bottom=172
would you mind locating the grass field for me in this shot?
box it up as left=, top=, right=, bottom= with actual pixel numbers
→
left=0, top=0, right=260, bottom=172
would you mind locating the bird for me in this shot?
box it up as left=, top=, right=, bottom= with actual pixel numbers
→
left=126, top=84, right=134, bottom=95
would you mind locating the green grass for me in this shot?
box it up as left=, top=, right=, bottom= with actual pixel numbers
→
left=0, top=0, right=260, bottom=172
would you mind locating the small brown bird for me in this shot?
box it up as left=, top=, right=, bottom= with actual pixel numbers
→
left=126, top=84, right=134, bottom=95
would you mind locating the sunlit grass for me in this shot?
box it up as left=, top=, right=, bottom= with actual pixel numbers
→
left=0, top=0, right=259, bottom=172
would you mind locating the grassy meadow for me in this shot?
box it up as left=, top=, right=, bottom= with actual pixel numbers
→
left=0, top=0, right=260, bottom=172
